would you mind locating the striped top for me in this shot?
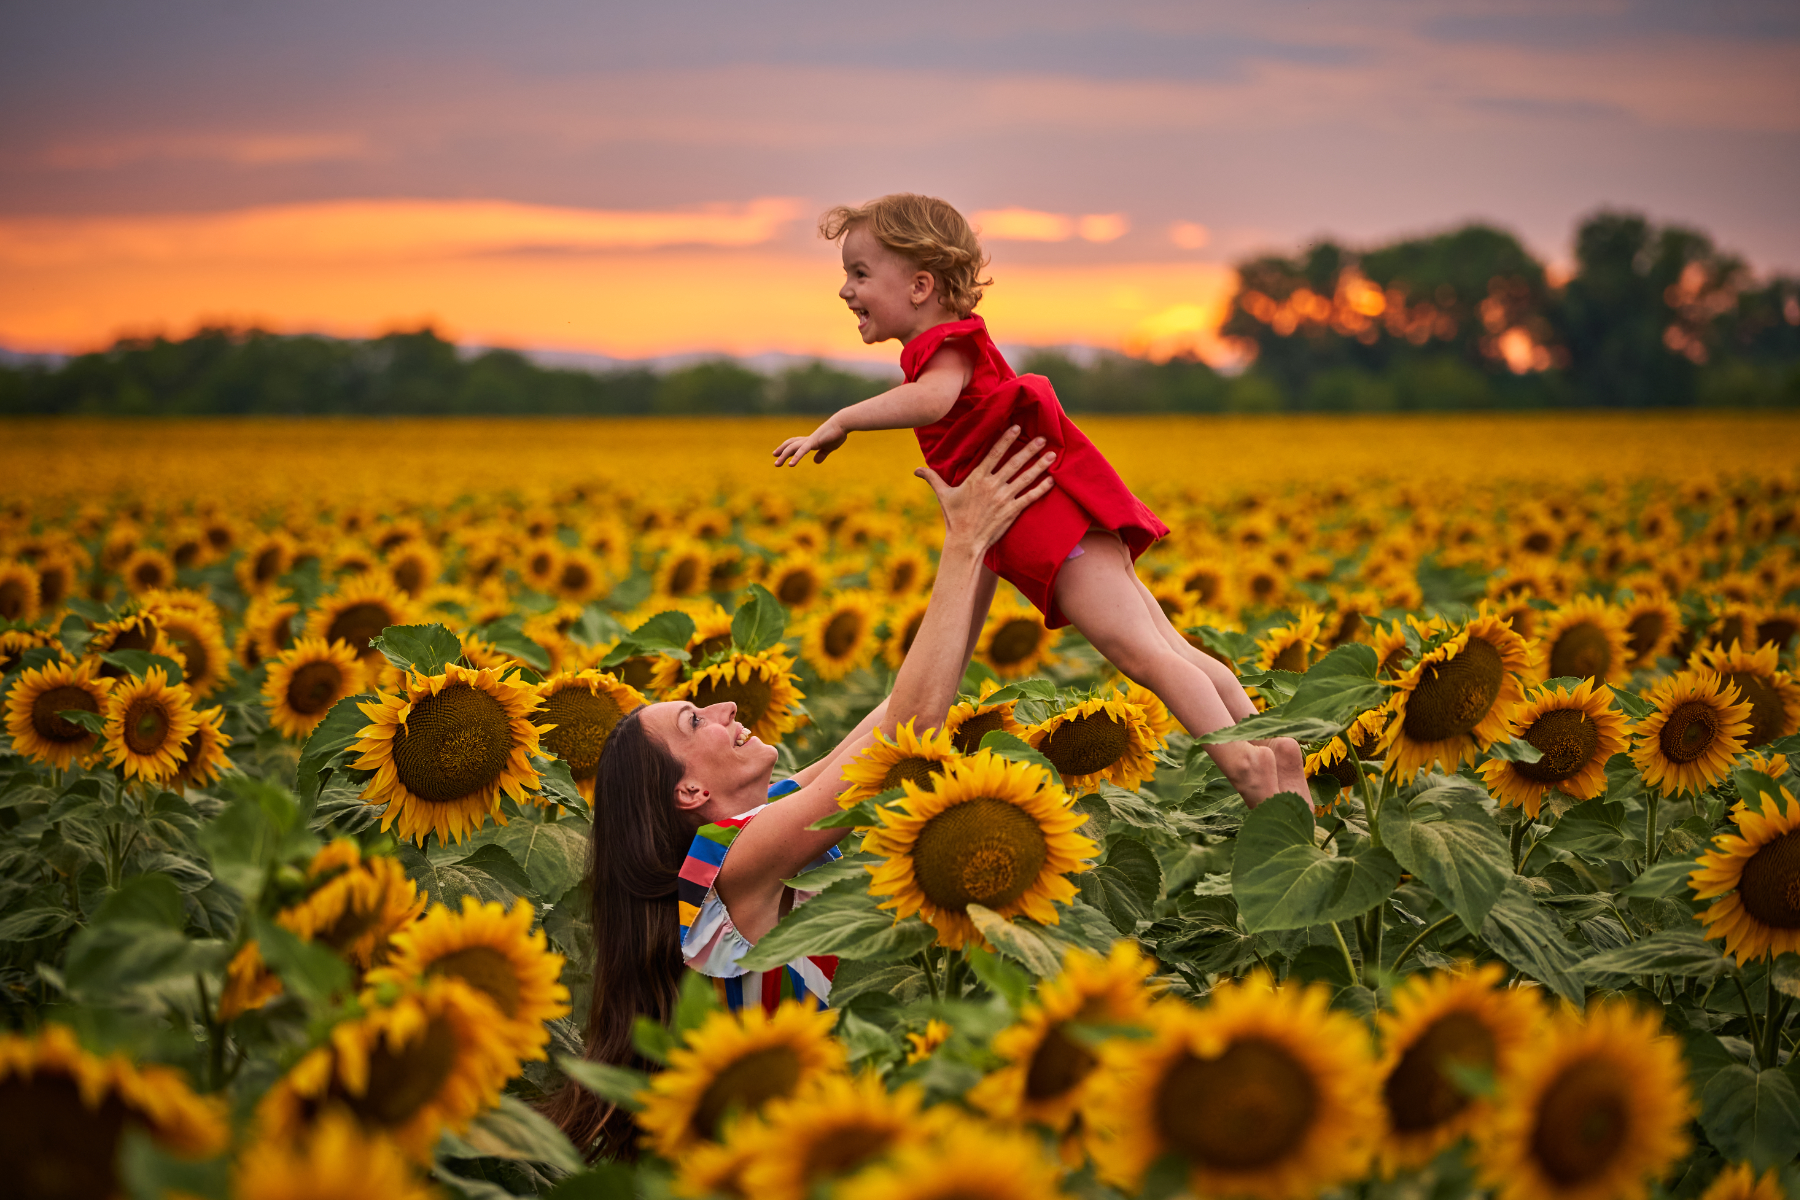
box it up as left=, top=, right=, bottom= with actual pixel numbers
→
left=677, top=778, right=841, bottom=1012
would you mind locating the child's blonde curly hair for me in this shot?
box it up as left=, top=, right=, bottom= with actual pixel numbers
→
left=819, top=193, right=992, bottom=318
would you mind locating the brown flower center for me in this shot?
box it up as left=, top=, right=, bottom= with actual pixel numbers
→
left=32, top=684, right=99, bottom=743
left=912, top=797, right=1049, bottom=911
left=1529, top=1057, right=1628, bottom=1185
left=689, top=670, right=776, bottom=732
left=287, top=660, right=345, bottom=717
left=1155, top=1038, right=1317, bottom=1170
left=667, top=556, right=702, bottom=597
left=823, top=611, right=864, bottom=659
left=1402, top=638, right=1504, bottom=743
left=0, top=578, right=27, bottom=622
left=541, top=686, right=626, bottom=781
left=393, top=683, right=515, bottom=803
left=1025, top=1023, right=1097, bottom=1101
left=1658, top=698, right=1721, bottom=765
left=1724, top=670, right=1785, bottom=747
left=1271, top=639, right=1311, bottom=673
left=691, top=1047, right=803, bottom=1141
left=1383, top=1010, right=1496, bottom=1132
left=880, top=755, right=944, bottom=791
left=342, top=1017, right=459, bottom=1128
left=1512, top=707, right=1600, bottom=784
left=798, top=1120, right=898, bottom=1182
left=0, top=1070, right=131, bottom=1200
left=325, top=602, right=396, bottom=662
left=428, top=946, right=522, bottom=1018
left=123, top=696, right=172, bottom=755
left=949, top=709, right=1007, bottom=755
left=1040, top=711, right=1131, bottom=778
left=1626, top=611, right=1667, bottom=661
left=1737, top=829, right=1800, bottom=930
left=776, top=569, right=817, bottom=608
left=253, top=546, right=283, bottom=585
left=1548, top=622, right=1613, bottom=681
left=392, top=557, right=426, bottom=596
left=987, top=619, right=1044, bottom=668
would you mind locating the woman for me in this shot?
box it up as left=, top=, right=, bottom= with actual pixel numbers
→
left=549, top=428, right=1058, bottom=1157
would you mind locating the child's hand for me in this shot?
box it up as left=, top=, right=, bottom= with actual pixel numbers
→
left=772, top=418, right=848, bottom=467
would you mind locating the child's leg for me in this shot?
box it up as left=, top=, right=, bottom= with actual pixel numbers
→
left=1054, top=534, right=1280, bottom=806
left=1126, top=576, right=1310, bottom=797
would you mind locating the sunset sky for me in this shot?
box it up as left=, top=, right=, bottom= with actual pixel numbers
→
left=3, top=1, right=1796, bottom=366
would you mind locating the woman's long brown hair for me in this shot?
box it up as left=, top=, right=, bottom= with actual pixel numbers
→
left=542, top=708, right=690, bottom=1160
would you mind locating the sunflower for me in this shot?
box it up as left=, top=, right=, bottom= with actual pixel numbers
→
left=673, top=1135, right=761, bottom=1200
left=1692, top=785, right=1800, bottom=963
left=1371, top=622, right=1415, bottom=680
left=0, top=1024, right=228, bottom=1197
left=384, top=541, right=440, bottom=599
left=237, top=529, right=298, bottom=594
left=257, top=976, right=515, bottom=1159
left=120, top=546, right=177, bottom=595
left=968, top=941, right=1158, bottom=1133
left=306, top=577, right=420, bottom=666
left=1324, top=590, right=1383, bottom=647
left=802, top=591, right=880, bottom=682
left=1478, top=678, right=1632, bottom=817
left=234, top=1109, right=439, bottom=1200
left=1537, top=595, right=1631, bottom=684
left=1742, top=748, right=1790, bottom=782
left=1027, top=688, right=1168, bottom=793
left=264, top=637, right=367, bottom=740
left=1619, top=590, right=1682, bottom=668
left=0, top=559, right=40, bottom=624
left=536, top=669, right=645, bottom=801
left=1179, top=559, right=1235, bottom=611
left=168, top=703, right=232, bottom=790
left=838, top=719, right=959, bottom=808
left=872, top=544, right=933, bottom=599
left=4, top=658, right=112, bottom=769
left=978, top=600, right=1060, bottom=679
left=636, top=1000, right=846, bottom=1159
left=833, top=1122, right=1068, bottom=1200
left=31, top=551, right=77, bottom=613
left=737, top=1073, right=942, bottom=1200
left=881, top=596, right=933, bottom=671
left=87, top=611, right=183, bottom=681
left=0, top=627, right=55, bottom=674
left=370, top=896, right=569, bottom=1061
left=1472, top=1001, right=1691, bottom=1200
left=668, top=650, right=807, bottom=745
left=1374, top=963, right=1545, bottom=1174
left=655, top=538, right=713, bottom=601
left=1083, top=972, right=1380, bottom=1200
left=1381, top=614, right=1536, bottom=777
left=239, top=590, right=301, bottom=667
left=644, top=603, right=737, bottom=691
left=143, top=603, right=231, bottom=698
left=1757, top=605, right=1800, bottom=658
left=102, top=666, right=201, bottom=783
left=1256, top=607, right=1326, bottom=673
left=1690, top=641, right=1800, bottom=748
left=1304, top=705, right=1389, bottom=813
left=942, top=686, right=1026, bottom=754
left=765, top=552, right=826, bottom=611
left=904, top=1019, right=952, bottom=1064
left=352, top=663, right=548, bottom=845
left=1697, top=1163, right=1787, bottom=1200
left=864, top=750, right=1094, bottom=949
left=1631, top=670, right=1754, bottom=797
left=217, top=942, right=285, bottom=1021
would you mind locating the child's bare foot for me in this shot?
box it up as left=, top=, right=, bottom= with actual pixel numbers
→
left=1211, top=742, right=1280, bottom=808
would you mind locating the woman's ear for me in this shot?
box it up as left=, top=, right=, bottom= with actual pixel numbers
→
left=674, top=779, right=711, bottom=814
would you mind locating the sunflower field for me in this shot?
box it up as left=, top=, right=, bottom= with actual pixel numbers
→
left=3, top=412, right=1800, bottom=1200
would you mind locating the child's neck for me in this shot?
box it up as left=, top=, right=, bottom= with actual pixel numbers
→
left=896, top=304, right=968, bottom=344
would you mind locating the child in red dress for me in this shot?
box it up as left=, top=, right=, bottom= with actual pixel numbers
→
left=773, top=194, right=1303, bottom=805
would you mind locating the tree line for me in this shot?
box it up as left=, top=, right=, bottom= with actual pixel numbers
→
left=2, top=209, right=1795, bottom=417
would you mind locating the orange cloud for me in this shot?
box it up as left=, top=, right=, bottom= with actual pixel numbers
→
left=0, top=201, right=1238, bottom=366
left=971, top=208, right=1132, bottom=244
left=0, top=197, right=807, bottom=268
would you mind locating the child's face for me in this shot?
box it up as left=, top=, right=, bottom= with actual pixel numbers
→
left=838, top=225, right=934, bottom=344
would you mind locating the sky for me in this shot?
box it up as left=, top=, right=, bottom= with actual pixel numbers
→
left=2, top=0, right=1796, bottom=366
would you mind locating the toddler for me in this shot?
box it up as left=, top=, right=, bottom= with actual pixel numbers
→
left=773, top=193, right=1302, bottom=805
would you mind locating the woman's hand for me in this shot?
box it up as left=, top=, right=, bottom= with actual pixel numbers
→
left=915, top=426, right=1056, bottom=553
left=772, top=416, right=848, bottom=467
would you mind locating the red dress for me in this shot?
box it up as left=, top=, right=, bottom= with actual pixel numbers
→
left=902, top=316, right=1168, bottom=628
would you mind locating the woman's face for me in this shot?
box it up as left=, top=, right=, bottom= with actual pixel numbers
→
left=640, top=699, right=776, bottom=805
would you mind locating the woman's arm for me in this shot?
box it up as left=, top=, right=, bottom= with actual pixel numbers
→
left=719, top=428, right=1056, bottom=938
left=771, top=345, right=972, bottom=467
left=788, top=699, right=890, bottom=790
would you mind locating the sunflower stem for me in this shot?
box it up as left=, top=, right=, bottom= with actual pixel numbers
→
left=1346, top=739, right=1383, bottom=849
left=1645, top=790, right=1661, bottom=866
left=1392, top=913, right=1458, bottom=973
left=1763, top=990, right=1793, bottom=1070
left=918, top=950, right=940, bottom=1004
left=1331, top=921, right=1358, bottom=984
left=1362, top=903, right=1386, bottom=988
left=1509, top=820, right=1527, bottom=870
left=1732, top=974, right=1764, bottom=1057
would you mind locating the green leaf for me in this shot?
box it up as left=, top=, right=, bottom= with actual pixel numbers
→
left=1698, top=1059, right=1800, bottom=1169
left=118, top=1127, right=228, bottom=1200
left=492, top=820, right=588, bottom=900
left=1734, top=768, right=1786, bottom=815
left=454, top=1094, right=585, bottom=1175
left=1230, top=792, right=1401, bottom=933
left=784, top=850, right=878, bottom=891
left=1619, top=857, right=1704, bottom=899
left=1092, top=782, right=1177, bottom=835
left=1380, top=788, right=1512, bottom=935
left=544, top=1165, right=637, bottom=1200
left=1078, top=838, right=1163, bottom=931
left=965, top=903, right=1064, bottom=976
left=371, top=623, right=464, bottom=674
left=397, top=841, right=521, bottom=909
left=1576, top=930, right=1737, bottom=981
left=674, top=968, right=721, bottom=1036
left=1485, top=737, right=1544, bottom=763
left=808, top=787, right=903, bottom=831
left=1479, top=878, right=1584, bottom=1004
left=453, top=843, right=534, bottom=896
left=837, top=1010, right=901, bottom=1069
left=253, top=913, right=352, bottom=1007
left=294, top=693, right=376, bottom=802
left=978, top=730, right=1058, bottom=779
left=1771, top=953, right=1800, bottom=1000
left=980, top=678, right=1059, bottom=706
left=1538, top=796, right=1626, bottom=858
left=469, top=614, right=552, bottom=672
left=62, top=924, right=211, bottom=999
left=93, top=872, right=185, bottom=929
left=598, top=609, right=697, bottom=668
left=558, top=1057, right=648, bottom=1113
left=1612, top=688, right=1653, bottom=720
left=632, top=1015, right=678, bottom=1065
left=1195, top=713, right=1357, bottom=746
left=533, top=756, right=590, bottom=820
left=731, top=583, right=787, bottom=653
left=738, top=877, right=936, bottom=970
left=0, top=907, right=77, bottom=941
left=1199, top=643, right=1385, bottom=745
left=98, top=649, right=184, bottom=684
left=569, top=604, right=627, bottom=649
left=199, top=776, right=313, bottom=896
left=55, top=707, right=107, bottom=735
left=966, top=946, right=1032, bottom=1009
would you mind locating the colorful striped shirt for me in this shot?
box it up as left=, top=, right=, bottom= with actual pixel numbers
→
left=677, top=778, right=841, bottom=1012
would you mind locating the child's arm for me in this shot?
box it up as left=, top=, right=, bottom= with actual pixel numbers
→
left=772, top=343, right=973, bottom=466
